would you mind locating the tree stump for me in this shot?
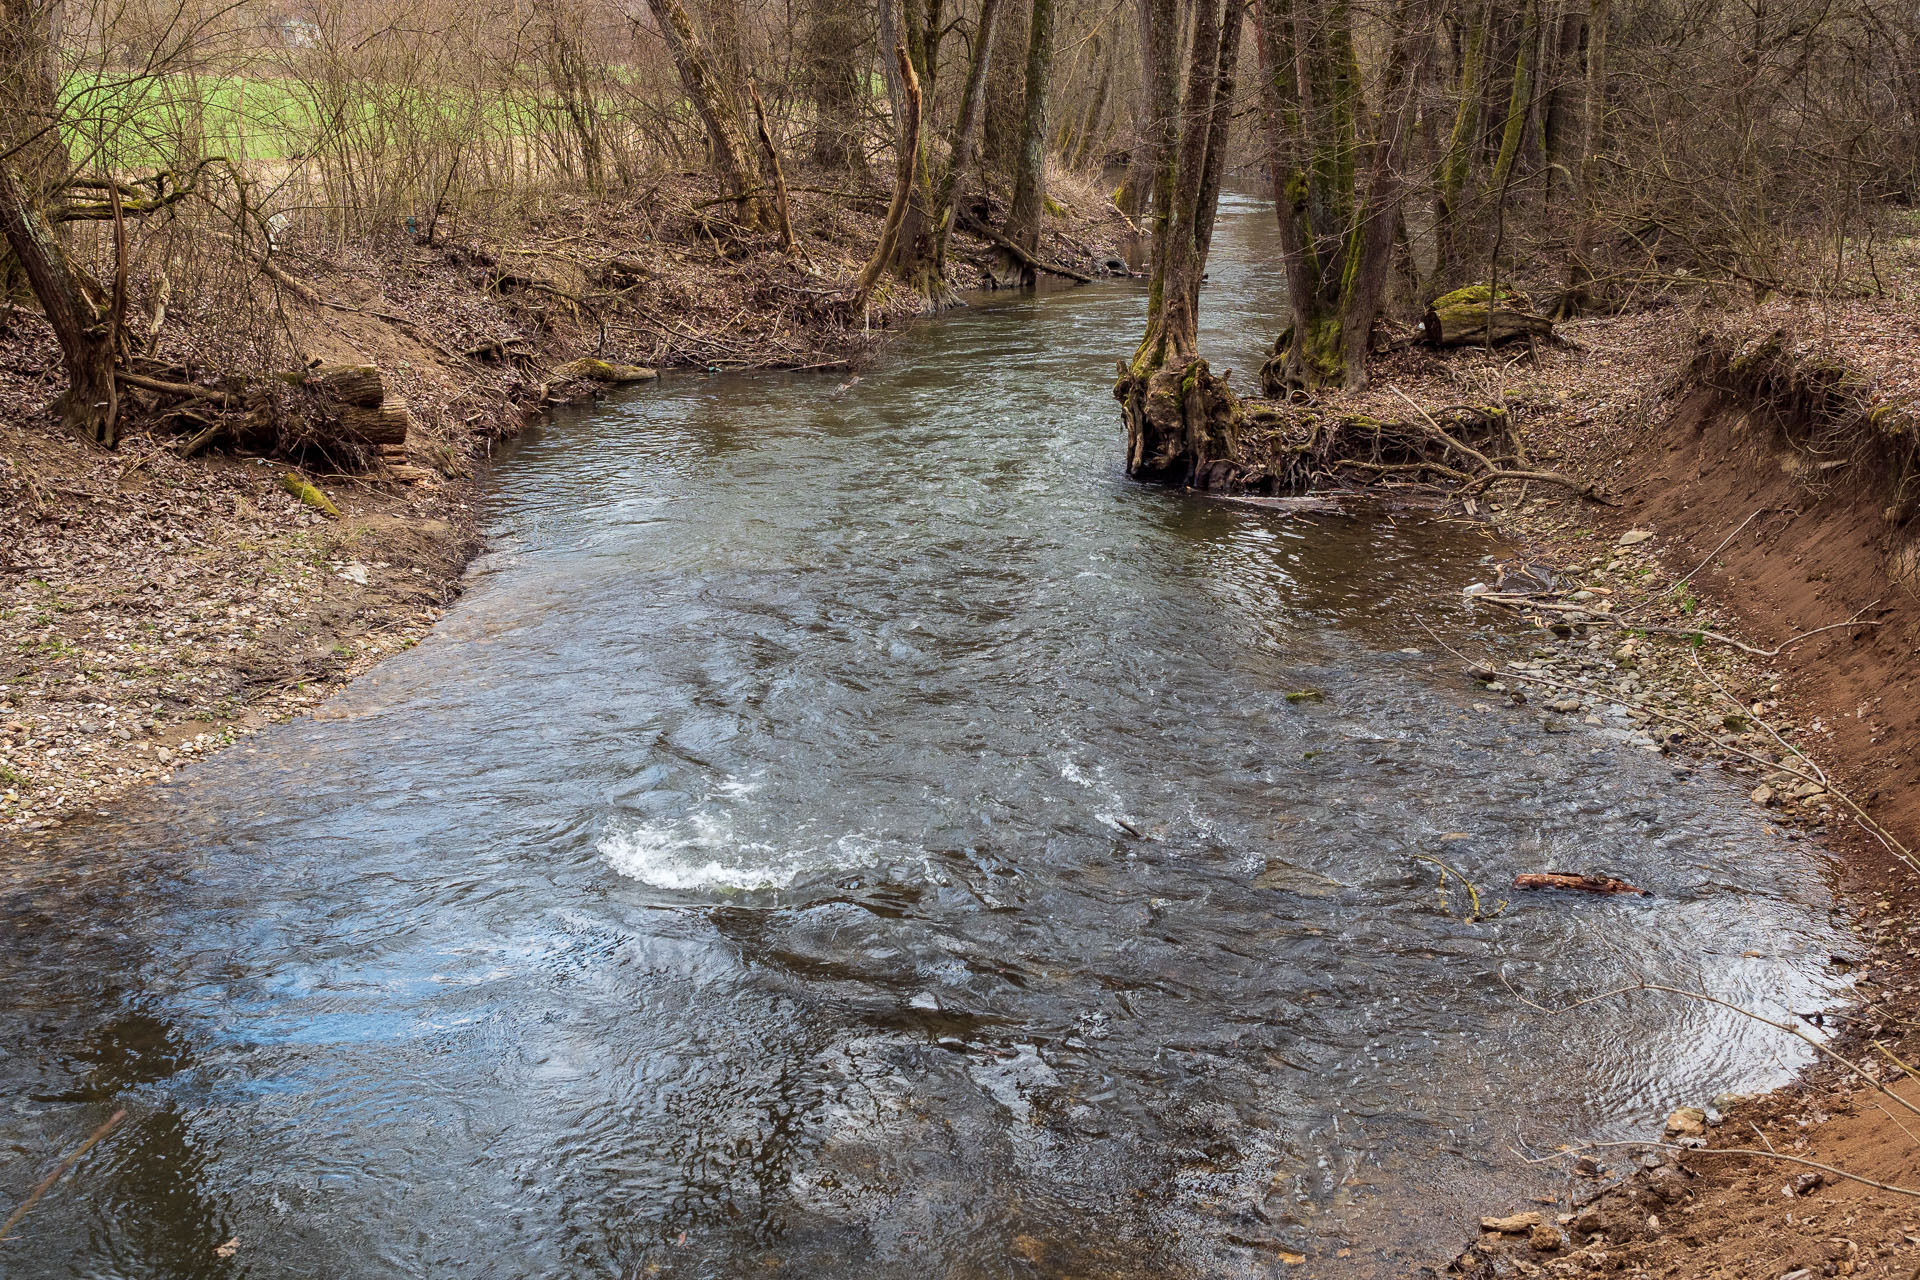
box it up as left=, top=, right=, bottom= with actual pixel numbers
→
left=1115, top=356, right=1242, bottom=488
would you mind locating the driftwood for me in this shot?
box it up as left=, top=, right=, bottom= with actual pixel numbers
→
left=1420, top=285, right=1555, bottom=347
left=1513, top=871, right=1650, bottom=896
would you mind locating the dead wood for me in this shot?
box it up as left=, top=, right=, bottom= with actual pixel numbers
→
left=959, top=212, right=1095, bottom=284
left=1513, top=871, right=1651, bottom=896
left=1420, top=285, right=1556, bottom=347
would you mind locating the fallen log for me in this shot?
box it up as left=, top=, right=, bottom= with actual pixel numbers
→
left=1420, top=285, right=1554, bottom=347
left=1512, top=871, right=1650, bottom=896
left=287, top=363, right=384, bottom=407
left=338, top=402, right=412, bottom=446
left=551, top=357, right=660, bottom=384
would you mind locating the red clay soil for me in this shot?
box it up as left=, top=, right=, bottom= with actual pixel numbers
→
left=1618, top=382, right=1920, bottom=854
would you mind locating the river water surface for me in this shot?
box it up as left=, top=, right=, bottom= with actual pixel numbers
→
left=1, top=194, right=1851, bottom=1277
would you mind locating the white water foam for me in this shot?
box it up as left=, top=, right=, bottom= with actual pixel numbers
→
left=599, top=798, right=893, bottom=893
left=599, top=810, right=798, bottom=891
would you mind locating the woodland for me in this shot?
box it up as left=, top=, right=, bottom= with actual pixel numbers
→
left=1, top=0, right=1915, bottom=467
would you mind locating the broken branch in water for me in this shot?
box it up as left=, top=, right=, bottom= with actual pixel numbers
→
left=1412, top=852, right=1508, bottom=921
left=0, top=1108, right=127, bottom=1243
left=1512, top=871, right=1650, bottom=896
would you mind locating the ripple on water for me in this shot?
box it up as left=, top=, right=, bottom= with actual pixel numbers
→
left=0, top=191, right=1855, bottom=1280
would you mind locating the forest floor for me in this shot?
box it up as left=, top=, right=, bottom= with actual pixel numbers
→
left=0, top=169, right=1130, bottom=837
left=1284, top=285, right=1920, bottom=1277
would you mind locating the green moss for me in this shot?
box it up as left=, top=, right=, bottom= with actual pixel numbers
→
left=281, top=473, right=340, bottom=519
left=1285, top=689, right=1326, bottom=703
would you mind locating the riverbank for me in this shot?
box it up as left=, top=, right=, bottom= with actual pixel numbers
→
left=1303, top=294, right=1920, bottom=1276
left=0, top=171, right=1130, bottom=836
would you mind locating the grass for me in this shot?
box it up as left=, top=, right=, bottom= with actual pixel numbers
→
left=61, top=66, right=587, bottom=167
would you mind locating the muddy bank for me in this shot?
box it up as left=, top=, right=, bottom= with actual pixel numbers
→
left=0, top=174, right=1129, bottom=837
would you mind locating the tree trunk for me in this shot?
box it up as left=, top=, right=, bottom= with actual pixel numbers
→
left=982, top=0, right=1030, bottom=171
left=884, top=0, right=960, bottom=305
left=1117, top=0, right=1245, bottom=489
left=1554, top=0, right=1608, bottom=315
left=1118, top=0, right=1183, bottom=216
left=645, top=0, right=775, bottom=230
left=931, top=0, right=1007, bottom=272
left=1258, top=0, right=1436, bottom=392
left=1005, top=0, right=1057, bottom=253
left=2, top=0, right=73, bottom=301
left=1068, top=33, right=1116, bottom=169
left=0, top=163, right=119, bottom=447
left=802, top=1, right=866, bottom=170
left=853, top=41, right=923, bottom=312
left=1434, top=0, right=1489, bottom=278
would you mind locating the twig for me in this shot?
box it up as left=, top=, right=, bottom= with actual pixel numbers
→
left=0, top=1108, right=127, bottom=1243
left=1619, top=508, right=1764, bottom=618
left=1415, top=619, right=1919, bottom=875
left=1502, top=977, right=1920, bottom=1120
left=1521, top=1138, right=1920, bottom=1198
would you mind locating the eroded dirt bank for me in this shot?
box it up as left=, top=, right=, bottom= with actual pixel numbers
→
left=1308, top=307, right=1920, bottom=1278
left=0, top=176, right=1128, bottom=837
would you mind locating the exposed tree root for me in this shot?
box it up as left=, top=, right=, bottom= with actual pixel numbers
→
left=1231, top=392, right=1614, bottom=502
left=1116, top=356, right=1241, bottom=488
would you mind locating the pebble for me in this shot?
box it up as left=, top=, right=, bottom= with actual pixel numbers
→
left=1665, top=1106, right=1707, bottom=1136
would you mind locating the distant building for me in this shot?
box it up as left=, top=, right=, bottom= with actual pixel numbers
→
left=277, top=16, right=319, bottom=48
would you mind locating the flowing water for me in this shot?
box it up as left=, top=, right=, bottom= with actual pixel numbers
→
left=0, top=194, right=1851, bottom=1277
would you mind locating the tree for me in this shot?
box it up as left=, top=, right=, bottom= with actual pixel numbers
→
left=1117, top=0, right=1182, bottom=215
left=874, top=0, right=1006, bottom=306
left=643, top=0, right=776, bottom=229
left=801, top=0, right=867, bottom=170
left=2, top=0, right=122, bottom=446
left=1255, top=0, right=1436, bottom=391
left=1115, top=0, right=1245, bottom=486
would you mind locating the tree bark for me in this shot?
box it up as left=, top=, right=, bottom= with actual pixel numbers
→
left=853, top=41, right=923, bottom=312
left=1119, top=0, right=1184, bottom=215
left=645, top=0, right=775, bottom=230
left=1555, top=0, right=1607, bottom=315
left=931, top=0, right=1007, bottom=272
left=1005, top=0, right=1057, bottom=253
left=802, top=0, right=866, bottom=170
left=2, top=0, right=73, bottom=301
left=0, top=162, right=119, bottom=447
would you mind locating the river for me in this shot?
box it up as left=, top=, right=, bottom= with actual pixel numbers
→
left=0, top=192, right=1850, bottom=1276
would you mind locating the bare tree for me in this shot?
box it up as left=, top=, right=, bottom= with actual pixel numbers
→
left=642, top=0, right=776, bottom=228
left=1005, top=0, right=1056, bottom=250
